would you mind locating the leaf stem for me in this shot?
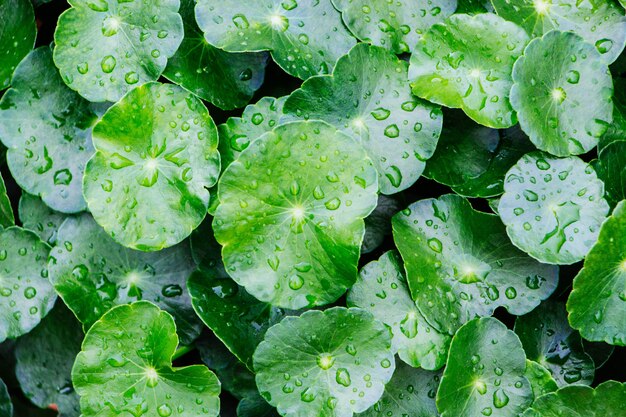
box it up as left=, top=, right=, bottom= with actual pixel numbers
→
left=172, top=344, right=195, bottom=361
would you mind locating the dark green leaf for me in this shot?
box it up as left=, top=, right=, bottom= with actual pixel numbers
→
left=524, top=360, right=558, bottom=400
left=362, top=195, right=400, bottom=254
left=0, top=0, right=36, bottom=90
left=0, top=173, right=13, bottom=228
left=593, top=140, right=626, bottom=209
left=0, top=378, right=11, bottom=417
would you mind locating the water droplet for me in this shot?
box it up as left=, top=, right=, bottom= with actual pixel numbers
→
left=288, top=275, right=304, bottom=290
left=300, top=388, right=315, bottom=402
left=23, top=287, right=37, bottom=299
left=161, top=284, right=183, bottom=297
left=384, top=124, right=400, bottom=138
left=232, top=14, right=250, bottom=29
left=595, top=38, right=613, bottom=54
left=77, top=62, right=89, bottom=74
left=101, top=55, right=116, bottom=73
left=345, top=344, right=357, bottom=356
left=53, top=169, right=72, bottom=186
left=87, top=0, right=108, bottom=12
left=380, top=358, right=391, bottom=368
left=125, top=71, right=139, bottom=84
left=399, top=312, right=418, bottom=338
left=493, top=388, right=509, bottom=408
left=157, top=404, right=172, bottom=417
left=427, top=238, right=443, bottom=253
left=371, top=108, right=390, bottom=120
left=523, top=190, right=538, bottom=202
left=106, top=354, right=128, bottom=367
left=504, top=287, right=517, bottom=299
left=335, top=368, right=351, bottom=387
left=251, top=113, right=264, bottom=125
left=325, top=198, right=341, bottom=210
left=385, top=165, right=402, bottom=188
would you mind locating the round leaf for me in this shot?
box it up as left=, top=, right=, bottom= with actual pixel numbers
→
left=347, top=251, right=451, bottom=370
left=0, top=173, right=13, bottom=228
left=510, top=30, right=613, bottom=156
left=72, top=301, right=221, bottom=417
left=163, top=0, right=268, bottom=110
left=283, top=43, right=443, bottom=194
left=83, top=82, right=220, bottom=251
left=521, top=381, right=626, bottom=417
left=514, top=301, right=594, bottom=386
left=0, top=227, right=55, bottom=342
left=492, top=0, right=626, bottom=64
left=253, top=307, right=395, bottom=417
left=330, top=0, right=456, bottom=54
left=409, top=13, right=529, bottom=128
left=53, top=0, right=184, bottom=102
left=357, top=361, right=440, bottom=417
left=48, top=213, right=202, bottom=345
left=593, top=140, right=626, bottom=209
left=194, top=0, right=356, bottom=80
left=218, top=96, right=287, bottom=169
left=567, top=200, right=626, bottom=346
left=15, top=303, right=83, bottom=416
left=436, top=317, right=532, bottom=417
left=499, top=152, right=610, bottom=264
left=0, top=0, right=35, bottom=90
left=214, top=120, right=378, bottom=309
left=18, top=193, right=69, bottom=246
left=423, top=110, right=535, bottom=198
left=0, top=379, right=11, bottom=417
left=0, top=47, right=98, bottom=213
left=392, top=194, right=558, bottom=335
left=524, top=360, right=558, bottom=399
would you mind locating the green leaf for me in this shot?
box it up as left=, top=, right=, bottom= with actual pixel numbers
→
left=409, top=13, right=529, bottom=128
left=392, top=194, right=558, bottom=335
left=436, top=317, right=532, bottom=417
left=330, top=0, right=456, bottom=54
left=347, top=251, right=451, bottom=370
left=455, top=0, right=494, bottom=13
left=0, top=227, right=55, bottom=342
left=237, top=394, right=279, bottom=417
left=195, top=0, right=356, bottom=80
left=593, top=140, right=626, bottom=209
left=15, top=303, right=83, bottom=416
left=492, top=0, right=626, bottom=64
left=567, top=200, right=626, bottom=345
left=188, top=228, right=293, bottom=369
left=0, top=173, right=13, bottom=228
left=0, top=0, right=36, bottom=90
left=283, top=43, right=443, bottom=194
left=53, top=0, right=184, bottom=102
left=48, top=213, right=201, bottom=345
left=521, top=380, right=626, bottom=417
left=253, top=307, right=395, bottom=417
left=83, top=82, right=220, bottom=251
left=18, top=193, right=68, bottom=246
left=499, top=152, right=610, bottom=264
left=510, top=30, right=614, bottom=156
left=0, top=47, right=98, bottom=213
left=356, top=360, right=440, bottom=417
left=214, top=120, right=378, bottom=309
left=72, top=301, right=221, bottom=417
left=514, top=301, right=594, bottom=386
left=218, top=96, right=287, bottom=170
left=163, top=0, right=268, bottom=110
left=423, top=110, right=535, bottom=198
left=362, top=195, right=400, bottom=254
left=524, top=360, right=558, bottom=399
left=0, top=378, right=12, bottom=417
left=600, top=75, right=626, bottom=149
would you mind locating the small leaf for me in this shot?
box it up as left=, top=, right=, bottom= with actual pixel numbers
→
left=567, top=200, right=626, bottom=346
left=499, top=152, right=609, bottom=264
left=18, top=193, right=69, bottom=246
left=511, top=31, right=613, bottom=156
left=72, top=301, right=221, bottom=417
left=0, top=0, right=35, bottom=90
left=348, top=251, right=450, bottom=370
left=524, top=360, right=558, bottom=399
left=253, top=307, right=395, bottom=417
left=214, top=120, right=378, bottom=309
left=437, top=317, right=532, bottom=417
left=409, top=13, right=529, bottom=128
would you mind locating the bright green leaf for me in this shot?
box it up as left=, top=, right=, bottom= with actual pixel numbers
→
left=284, top=43, right=443, bottom=194
left=492, top=0, right=626, bottom=64
left=83, top=82, right=220, bottom=251
left=253, top=307, right=395, bottom=417
left=409, top=13, right=529, bottom=128
left=48, top=213, right=201, bottom=345
left=53, top=0, right=184, bottom=102
left=214, top=121, right=378, bottom=309
left=0, top=173, right=13, bottom=228
left=521, top=380, right=626, bottom=417
left=0, top=227, right=55, bottom=343
left=330, top=0, right=456, bottom=54
left=593, top=140, right=626, bottom=209
left=0, top=379, right=11, bottom=417
left=163, top=0, right=268, bottom=110
left=194, top=0, right=356, bottom=80
left=0, top=47, right=98, bottom=213
left=392, top=194, right=558, bottom=335
left=0, top=0, right=36, bottom=90
left=357, top=361, right=440, bottom=417
left=567, top=200, right=626, bottom=345
left=72, top=301, right=221, bottom=417
left=524, top=360, right=558, bottom=399
left=436, top=317, right=532, bottom=417
left=510, top=30, right=613, bottom=156
left=514, top=301, right=594, bottom=386
left=499, top=152, right=609, bottom=264
left=218, top=96, right=287, bottom=169
left=423, top=110, right=535, bottom=198
left=15, top=303, right=83, bottom=416
left=348, top=251, right=451, bottom=370
left=18, top=193, right=68, bottom=246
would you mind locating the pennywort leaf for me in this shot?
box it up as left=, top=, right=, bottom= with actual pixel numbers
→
left=18, top=193, right=68, bottom=246
left=0, top=0, right=35, bottom=90
left=593, top=140, right=626, bottom=209
left=0, top=173, right=13, bottom=228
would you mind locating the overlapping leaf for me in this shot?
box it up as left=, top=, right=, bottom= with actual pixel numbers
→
left=0, top=0, right=36, bottom=90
